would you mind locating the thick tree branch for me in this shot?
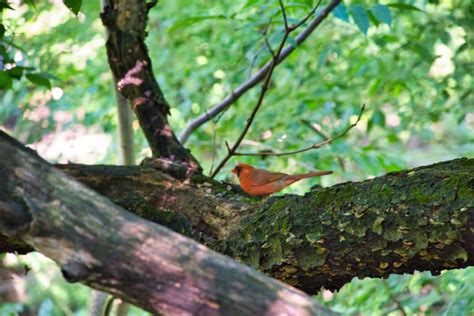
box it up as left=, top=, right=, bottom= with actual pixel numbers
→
left=2, top=133, right=472, bottom=293
left=223, top=158, right=474, bottom=292
left=0, top=131, right=331, bottom=315
left=59, top=159, right=474, bottom=293
left=100, top=0, right=201, bottom=173
left=1, top=132, right=473, bottom=294
left=179, top=0, right=342, bottom=144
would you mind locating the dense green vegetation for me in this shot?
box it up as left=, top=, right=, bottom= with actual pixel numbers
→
left=0, top=0, right=472, bottom=314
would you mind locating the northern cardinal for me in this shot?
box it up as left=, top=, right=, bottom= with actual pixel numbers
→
left=231, top=163, right=332, bottom=196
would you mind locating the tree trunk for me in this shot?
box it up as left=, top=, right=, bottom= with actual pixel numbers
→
left=100, top=0, right=201, bottom=171
left=0, top=131, right=331, bottom=316
left=1, top=131, right=473, bottom=294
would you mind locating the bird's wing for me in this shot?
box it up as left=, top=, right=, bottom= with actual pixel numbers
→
left=248, top=169, right=288, bottom=186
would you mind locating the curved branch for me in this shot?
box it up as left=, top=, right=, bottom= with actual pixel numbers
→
left=179, top=0, right=342, bottom=144
left=0, top=131, right=331, bottom=316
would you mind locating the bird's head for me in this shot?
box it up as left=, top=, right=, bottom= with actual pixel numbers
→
left=231, top=163, right=253, bottom=177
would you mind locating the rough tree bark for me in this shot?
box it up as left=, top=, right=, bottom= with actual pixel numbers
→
left=100, top=0, right=201, bottom=172
left=0, top=131, right=332, bottom=316
left=1, top=132, right=472, bottom=294
left=1, top=0, right=471, bottom=314
left=57, top=156, right=474, bottom=293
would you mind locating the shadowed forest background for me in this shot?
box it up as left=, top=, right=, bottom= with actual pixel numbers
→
left=0, top=0, right=473, bottom=315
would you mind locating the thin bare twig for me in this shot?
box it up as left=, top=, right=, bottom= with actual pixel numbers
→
left=210, top=1, right=319, bottom=178
left=244, top=17, right=274, bottom=79
left=233, top=104, right=365, bottom=157
left=290, top=0, right=322, bottom=30
left=247, top=45, right=266, bottom=79
left=301, top=119, right=331, bottom=140
left=301, top=119, right=346, bottom=170
left=279, top=0, right=290, bottom=31
left=179, top=0, right=342, bottom=144
left=264, top=36, right=276, bottom=58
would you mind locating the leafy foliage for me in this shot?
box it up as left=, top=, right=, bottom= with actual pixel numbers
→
left=0, top=0, right=472, bottom=314
left=63, top=0, right=82, bottom=15
left=317, top=269, right=474, bottom=315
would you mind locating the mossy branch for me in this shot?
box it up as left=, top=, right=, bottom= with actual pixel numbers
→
left=0, top=131, right=330, bottom=315
left=1, top=132, right=473, bottom=294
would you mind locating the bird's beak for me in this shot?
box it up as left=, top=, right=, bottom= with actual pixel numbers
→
left=231, top=168, right=237, bottom=175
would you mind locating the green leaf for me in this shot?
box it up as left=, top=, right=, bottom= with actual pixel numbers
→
left=368, top=78, right=382, bottom=95
left=370, top=4, right=392, bottom=26
left=24, top=0, right=37, bottom=10
left=350, top=5, right=370, bottom=35
left=387, top=3, right=422, bottom=11
left=0, top=71, right=12, bottom=89
left=306, top=233, right=322, bottom=243
left=0, top=44, right=6, bottom=59
left=242, top=0, right=266, bottom=10
left=285, top=2, right=312, bottom=10
left=63, top=0, right=82, bottom=15
left=366, top=10, right=380, bottom=27
left=317, top=47, right=331, bottom=69
left=168, top=15, right=228, bottom=33
left=26, top=73, right=52, bottom=89
left=368, top=110, right=386, bottom=131
left=411, top=43, right=432, bottom=62
left=439, top=30, right=450, bottom=44
left=333, top=3, right=349, bottom=22
left=286, top=17, right=301, bottom=25
left=0, top=1, right=13, bottom=10
left=7, top=66, right=24, bottom=79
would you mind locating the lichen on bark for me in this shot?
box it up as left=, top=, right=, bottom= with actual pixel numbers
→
left=222, top=158, right=474, bottom=292
left=1, top=134, right=472, bottom=294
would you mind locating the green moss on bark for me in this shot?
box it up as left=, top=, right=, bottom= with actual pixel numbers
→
left=224, top=158, right=474, bottom=292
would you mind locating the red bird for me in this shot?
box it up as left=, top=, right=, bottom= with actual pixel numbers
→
left=231, top=163, right=332, bottom=196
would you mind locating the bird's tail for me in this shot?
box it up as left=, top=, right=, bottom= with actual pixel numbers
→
left=285, top=170, right=333, bottom=183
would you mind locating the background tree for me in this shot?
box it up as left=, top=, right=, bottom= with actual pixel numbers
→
left=0, top=0, right=472, bottom=315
